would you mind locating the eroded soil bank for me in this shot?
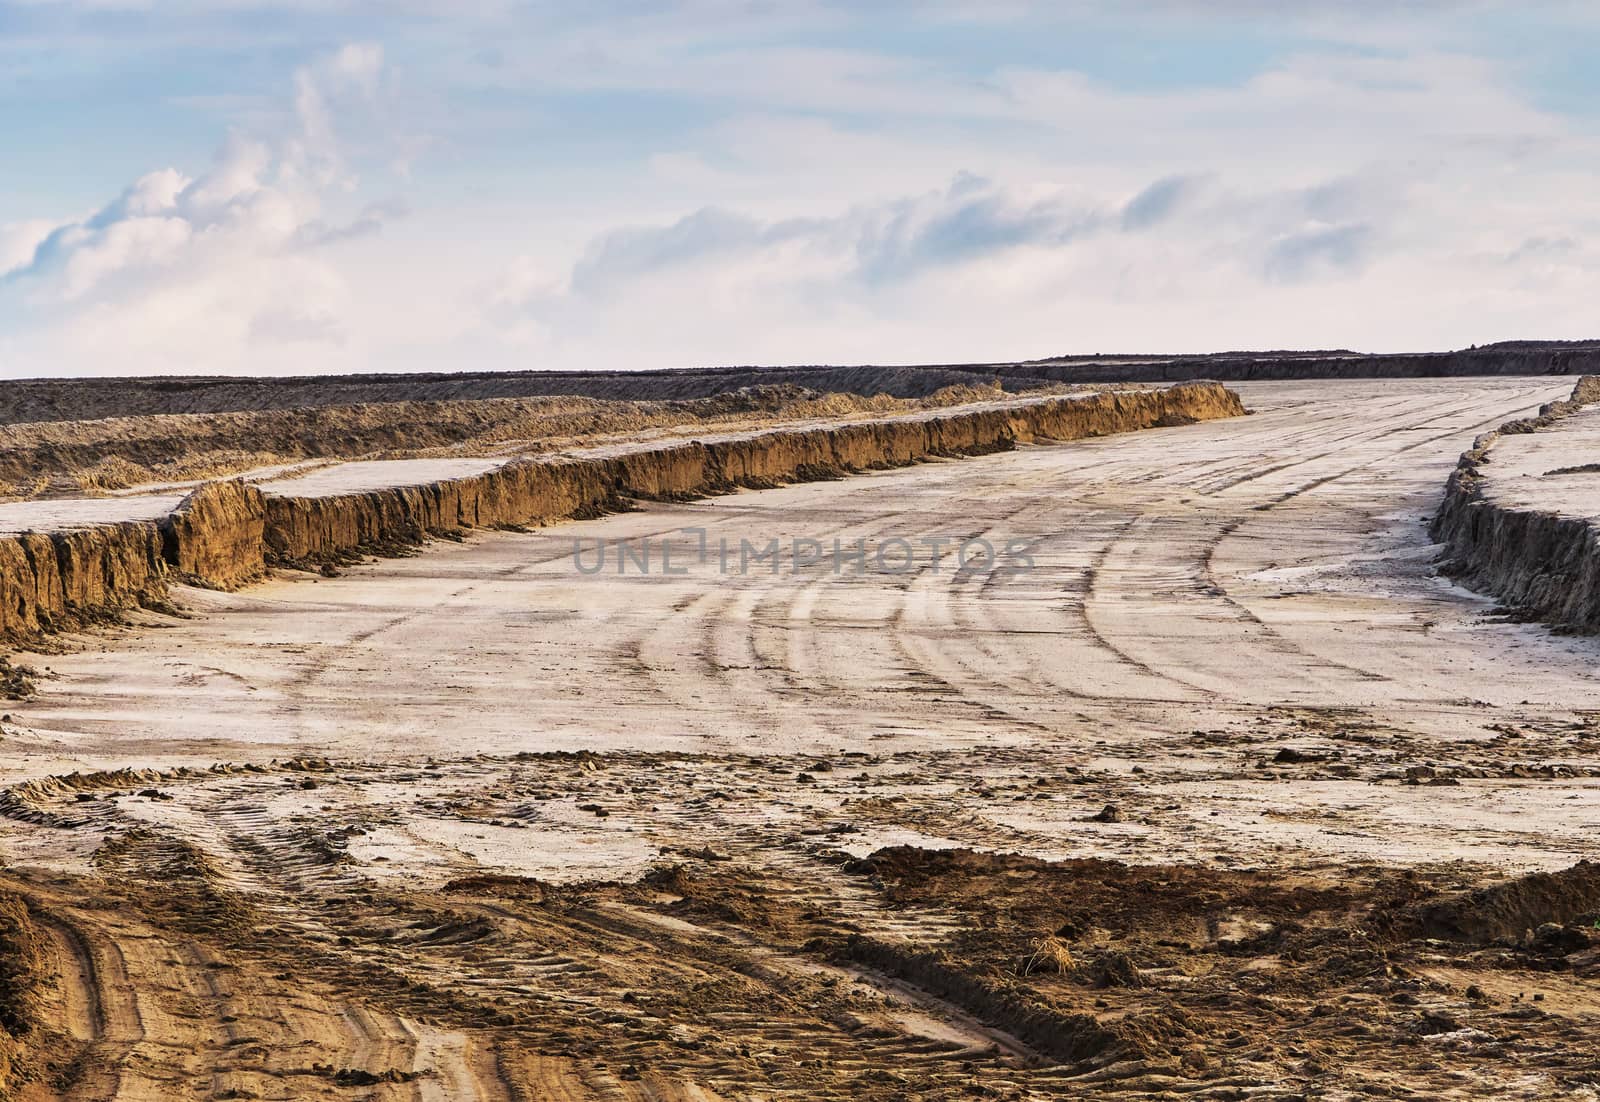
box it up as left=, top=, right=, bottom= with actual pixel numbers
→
left=0, top=381, right=1037, bottom=498
left=0, top=382, right=1242, bottom=642
left=1432, top=376, right=1600, bottom=631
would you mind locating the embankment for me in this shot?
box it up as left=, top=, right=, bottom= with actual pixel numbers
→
left=1430, top=376, right=1600, bottom=631
left=0, top=366, right=1048, bottom=425
left=3, top=340, right=1595, bottom=425
left=0, top=382, right=1242, bottom=645
left=0, top=382, right=1011, bottom=496
left=0, top=524, right=168, bottom=643
left=161, top=480, right=268, bottom=589
left=255, top=382, right=1241, bottom=565
left=1006, top=341, right=1600, bottom=385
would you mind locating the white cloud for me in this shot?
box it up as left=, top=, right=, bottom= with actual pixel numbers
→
left=472, top=170, right=1405, bottom=366
left=0, top=221, right=56, bottom=279
left=285, top=43, right=390, bottom=189
left=248, top=305, right=347, bottom=346
left=60, top=214, right=192, bottom=300
left=6, top=5, right=1600, bottom=376
left=0, top=41, right=411, bottom=375
left=486, top=255, right=567, bottom=311
left=330, top=42, right=384, bottom=100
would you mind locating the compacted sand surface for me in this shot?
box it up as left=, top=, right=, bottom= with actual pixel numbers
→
left=1481, top=400, right=1600, bottom=518
left=2, top=377, right=1600, bottom=1100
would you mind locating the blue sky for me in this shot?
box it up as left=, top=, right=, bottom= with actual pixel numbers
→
left=2, top=1, right=1599, bottom=376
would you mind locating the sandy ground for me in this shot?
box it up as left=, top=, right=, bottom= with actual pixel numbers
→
left=0, top=493, right=187, bottom=535
left=1481, top=400, right=1600, bottom=517
left=251, top=457, right=511, bottom=497
left=4, top=376, right=1600, bottom=1100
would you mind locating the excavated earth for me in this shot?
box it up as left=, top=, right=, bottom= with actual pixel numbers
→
left=1432, top=377, right=1600, bottom=632
left=1, top=377, right=1600, bottom=1099
left=2, top=339, right=1598, bottom=425
left=0, top=381, right=1047, bottom=499
left=0, top=384, right=1233, bottom=641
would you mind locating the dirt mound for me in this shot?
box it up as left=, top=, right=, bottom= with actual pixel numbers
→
left=0, top=893, right=45, bottom=1098
left=0, top=381, right=1029, bottom=500
left=836, top=933, right=1204, bottom=1067
left=1414, top=861, right=1600, bottom=944
left=441, top=873, right=549, bottom=901
left=0, top=661, right=36, bottom=701
left=852, top=845, right=1361, bottom=938
left=0, top=366, right=1041, bottom=427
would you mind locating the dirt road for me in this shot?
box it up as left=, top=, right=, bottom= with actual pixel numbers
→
left=4, top=377, right=1600, bottom=1100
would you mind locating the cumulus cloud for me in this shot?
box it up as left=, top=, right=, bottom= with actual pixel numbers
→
left=296, top=198, right=411, bottom=249
left=0, top=221, right=58, bottom=280
left=6, top=3, right=1600, bottom=376
left=465, top=166, right=1442, bottom=371
left=0, top=42, right=411, bottom=374
left=854, top=182, right=1102, bottom=285
left=9, top=46, right=402, bottom=302
left=569, top=177, right=1113, bottom=296
left=558, top=171, right=1394, bottom=303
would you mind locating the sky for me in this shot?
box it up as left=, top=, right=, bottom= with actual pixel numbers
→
left=2, top=1, right=1599, bottom=377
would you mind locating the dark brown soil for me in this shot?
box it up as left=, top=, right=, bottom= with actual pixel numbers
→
left=3, top=748, right=1600, bottom=1099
